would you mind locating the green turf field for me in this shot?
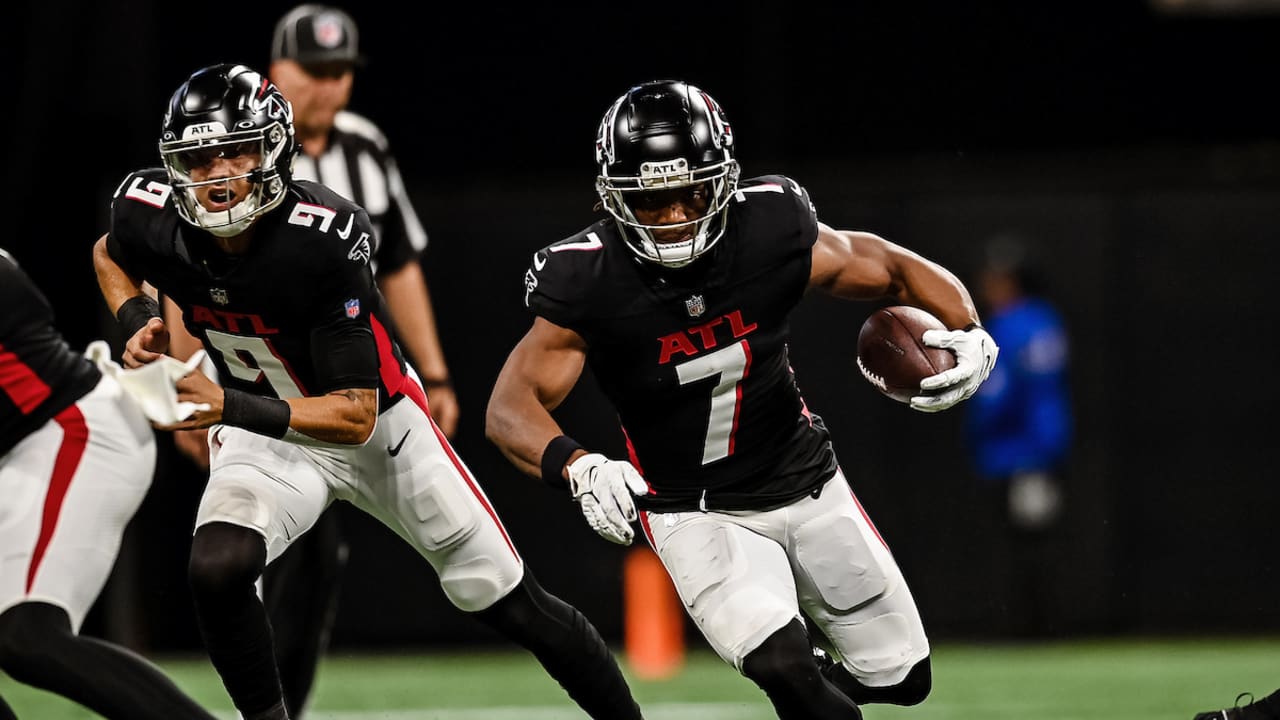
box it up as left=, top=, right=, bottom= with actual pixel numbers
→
left=1, top=637, right=1275, bottom=719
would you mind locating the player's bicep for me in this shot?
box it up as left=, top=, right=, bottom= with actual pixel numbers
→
left=809, top=225, right=898, bottom=299
left=812, top=225, right=955, bottom=305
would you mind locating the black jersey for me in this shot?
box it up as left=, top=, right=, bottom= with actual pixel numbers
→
left=0, top=249, right=101, bottom=456
left=526, top=175, right=839, bottom=512
left=290, top=111, right=427, bottom=277
left=105, top=169, right=412, bottom=411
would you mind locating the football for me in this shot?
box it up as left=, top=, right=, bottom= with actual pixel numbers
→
left=856, top=305, right=958, bottom=403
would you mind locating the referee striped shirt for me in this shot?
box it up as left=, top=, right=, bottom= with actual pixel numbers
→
left=290, top=110, right=428, bottom=276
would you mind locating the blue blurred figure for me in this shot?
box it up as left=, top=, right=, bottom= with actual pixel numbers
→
left=966, top=234, right=1072, bottom=636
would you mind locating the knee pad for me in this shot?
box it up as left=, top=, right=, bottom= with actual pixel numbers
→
left=831, top=611, right=921, bottom=679
left=439, top=555, right=519, bottom=612
left=196, top=482, right=277, bottom=537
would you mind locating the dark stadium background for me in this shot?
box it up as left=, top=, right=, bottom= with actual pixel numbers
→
left=7, top=0, right=1278, bottom=654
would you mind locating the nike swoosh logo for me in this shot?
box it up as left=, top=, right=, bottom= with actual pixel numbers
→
left=336, top=214, right=355, bottom=240
left=533, top=252, right=547, bottom=271
left=387, top=430, right=410, bottom=457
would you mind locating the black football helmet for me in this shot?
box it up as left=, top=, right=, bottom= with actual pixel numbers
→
left=159, top=64, right=297, bottom=237
left=596, top=80, right=739, bottom=268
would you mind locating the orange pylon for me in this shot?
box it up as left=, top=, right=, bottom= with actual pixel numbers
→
left=623, top=545, right=685, bottom=679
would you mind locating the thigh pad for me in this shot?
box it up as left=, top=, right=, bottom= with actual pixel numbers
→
left=793, top=513, right=888, bottom=612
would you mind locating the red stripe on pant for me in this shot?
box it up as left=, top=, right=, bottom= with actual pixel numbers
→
left=26, top=404, right=89, bottom=592
left=370, top=313, right=519, bottom=561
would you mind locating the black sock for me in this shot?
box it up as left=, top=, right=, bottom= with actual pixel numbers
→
left=473, top=571, right=642, bottom=720
left=189, top=522, right=284, bottom=717
left=741, top=619, right=863, bottom=720
left=265, top=508, right=346, bottom=719
left=0, top=602, right=216, bottom=720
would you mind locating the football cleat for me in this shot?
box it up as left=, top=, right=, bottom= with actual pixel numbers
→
left=1194, top=692, right=1280, bottom=720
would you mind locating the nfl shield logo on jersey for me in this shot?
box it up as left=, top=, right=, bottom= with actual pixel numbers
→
left=684, top=294, right=706, bottom=318
left=345, top=298, right=360, bottom=318
left=210, top=287, right=229, bottom=305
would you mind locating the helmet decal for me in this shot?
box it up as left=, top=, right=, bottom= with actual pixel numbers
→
left=595, top=94, right=625, bottom=166
left=697, top=91, right=733, bottom=150
left=248, top=76, right=291, bottom=122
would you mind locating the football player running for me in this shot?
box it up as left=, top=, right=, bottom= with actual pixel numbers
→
left=487, top=80, right=998, bottom=719
left=92, top=64, right=643, bottom=720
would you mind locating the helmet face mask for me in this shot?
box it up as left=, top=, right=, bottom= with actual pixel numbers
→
left=596, top=80, right=739, bottom=268
left=159, top=64, right=297, bottom=237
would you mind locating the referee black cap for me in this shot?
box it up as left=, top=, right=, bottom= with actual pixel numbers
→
left=271, top=4, right=365, bottom=67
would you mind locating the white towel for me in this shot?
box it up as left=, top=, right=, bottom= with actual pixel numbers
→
left=85, top=340, right=213, bottom=425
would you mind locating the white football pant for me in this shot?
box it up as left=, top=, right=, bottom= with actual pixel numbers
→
left=0, top=375, right=156, bottom=631
left=195, top=374, right=524, bottom=612
left=641, top=469, right=929, bottom=686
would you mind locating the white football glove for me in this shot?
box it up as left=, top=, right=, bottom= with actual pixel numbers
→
left=566, top=453, right=650, bottom=545
left=911, top=325, right=999, bottom=413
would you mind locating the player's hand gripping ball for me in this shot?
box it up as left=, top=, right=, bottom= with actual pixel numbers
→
left=856, top=305, right=958, bottom=405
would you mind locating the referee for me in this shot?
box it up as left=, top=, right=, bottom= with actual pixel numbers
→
left=269, top=4, right=458, bottom=432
